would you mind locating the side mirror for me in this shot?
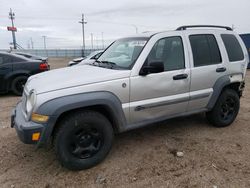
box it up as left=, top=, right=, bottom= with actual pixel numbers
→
left=139, top=61, right=164, bottom=76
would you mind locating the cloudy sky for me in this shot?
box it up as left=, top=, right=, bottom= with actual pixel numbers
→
left=0, top=0, right=249, bottom=49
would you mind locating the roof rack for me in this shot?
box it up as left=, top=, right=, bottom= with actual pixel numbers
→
left=176, top=25, right=233, bottom=31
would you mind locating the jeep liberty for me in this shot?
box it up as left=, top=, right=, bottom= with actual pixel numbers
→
left=11, top=25, right=249, bottom=170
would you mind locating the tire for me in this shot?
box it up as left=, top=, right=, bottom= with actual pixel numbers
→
left=11, top=76, right=28, bottom=96
left=54, top=111, right=114, bottom=170
left=206, top=89, right=240, bottom=127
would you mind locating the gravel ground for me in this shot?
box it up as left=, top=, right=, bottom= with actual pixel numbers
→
left=0, top=58, right=250, bottom=188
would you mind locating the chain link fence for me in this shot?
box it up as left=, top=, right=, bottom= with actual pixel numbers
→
left=4, top=49, right=101, bottom=57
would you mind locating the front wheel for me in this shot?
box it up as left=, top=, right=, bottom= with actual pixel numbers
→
left=206, top=89, right=240, bottom=127
left=54, top=111, right=114, bottom=170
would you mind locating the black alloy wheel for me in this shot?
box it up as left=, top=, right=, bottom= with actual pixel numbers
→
left=206, top=89, right=240, bottom=127
left=69, top=126, right=103, bottom=159
left=220, top=96, right=237, bottom=121
left=54, top=111, right=114, bottom=170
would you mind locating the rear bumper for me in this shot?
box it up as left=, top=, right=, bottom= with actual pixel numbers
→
left=11, top=102, right=45, bottom=145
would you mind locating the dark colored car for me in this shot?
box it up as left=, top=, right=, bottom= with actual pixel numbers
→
left=0, top=52, right=50, bottom=95
left=240, top=34, right=250, bottom=69
left=13, top=52, right=48, bottom=63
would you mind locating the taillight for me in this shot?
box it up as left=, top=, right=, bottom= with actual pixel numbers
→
left=39, top=63, right=49, bottom=71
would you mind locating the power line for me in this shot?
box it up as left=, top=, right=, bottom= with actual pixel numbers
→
left=1, top=14, right=164, bottom=30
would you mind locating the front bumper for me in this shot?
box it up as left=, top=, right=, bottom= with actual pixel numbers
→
left=11, top=102, right=45, bottom=144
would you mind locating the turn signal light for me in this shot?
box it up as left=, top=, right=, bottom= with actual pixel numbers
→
left=32, top=132, right=40, bottom=141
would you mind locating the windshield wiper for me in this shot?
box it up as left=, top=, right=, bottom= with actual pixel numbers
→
left=100, top=61, right=117, bottom=67
left=93, top=60, right=117, bottom=69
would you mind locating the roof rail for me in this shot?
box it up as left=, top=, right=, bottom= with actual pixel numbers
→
left=176, top=25, right=233, bottom=31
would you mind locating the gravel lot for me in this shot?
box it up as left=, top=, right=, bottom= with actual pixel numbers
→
left=0, top=58, right=250, bottom=188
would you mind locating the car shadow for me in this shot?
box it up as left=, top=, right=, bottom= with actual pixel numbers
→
left=0, top=92, right=20, bottom=97
left=33, top=113, right=210, bottom=168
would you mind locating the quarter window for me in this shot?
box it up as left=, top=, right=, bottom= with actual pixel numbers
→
left=147, top=36, right=185, bottom=71
left=221, top=34, right=244, bottom=62
left=189, top=34, right=222, bottom=67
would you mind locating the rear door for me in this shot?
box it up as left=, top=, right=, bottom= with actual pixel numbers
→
left=185, top=31, right=227, bottom=111
left=0, top=54, right=13, bottom=91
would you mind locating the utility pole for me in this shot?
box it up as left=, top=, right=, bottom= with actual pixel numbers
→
left=132, top=25, right=138, bottom=34
left=42, top=36, right=47, bottom=49
left=9, top=8, right=17, bottom=49
left=91, top=33, right=94, bottom=50
left=96, top=36, right=98, bottom=50
left=27, top=41, right=30, bottom=49
left=30, top=37, right=34, bottom=49
left=101, top=32, right=104, bottom=49
left=79, top=14, right=87, bottom=56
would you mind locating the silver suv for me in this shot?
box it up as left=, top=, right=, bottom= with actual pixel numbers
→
left=11, top=25, right=249, bottom=170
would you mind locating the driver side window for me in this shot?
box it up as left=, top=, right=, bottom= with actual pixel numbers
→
left=148, top=36, right=185, bottom=71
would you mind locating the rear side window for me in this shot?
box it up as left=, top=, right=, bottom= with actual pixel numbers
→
left=189, top=34, right=222, bottom=67
left=221, top=34, right=244, bottom=62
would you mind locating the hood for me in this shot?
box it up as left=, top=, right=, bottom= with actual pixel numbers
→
left=26, top=65, right=130, bottom=94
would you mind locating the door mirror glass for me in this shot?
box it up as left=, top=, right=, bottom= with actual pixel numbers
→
left=139, top=61, right=164, bottom=76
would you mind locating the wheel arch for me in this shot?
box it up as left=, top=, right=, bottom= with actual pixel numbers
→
left=207, top=75, right=243, bottom=110
left=36, top=92, right=127, bottom=146
left=5, top=71, right=30, bottom=90
left=52, top=104, right=121, bottom=137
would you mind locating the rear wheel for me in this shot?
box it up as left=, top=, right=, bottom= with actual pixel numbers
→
left=54, top=111, right=114, bottom=170
left=11, top=76, right=28, bottom=96
left=206, top=89, right=240, bottom=127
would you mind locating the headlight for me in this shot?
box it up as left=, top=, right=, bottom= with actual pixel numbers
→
left=26, top=90, right=36, bottom=116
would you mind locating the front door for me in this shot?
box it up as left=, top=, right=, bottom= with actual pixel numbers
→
left=129, top=35, right=191, bottom=124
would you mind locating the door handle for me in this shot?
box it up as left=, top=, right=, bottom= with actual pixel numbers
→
left=216, top=67, right=226, bottom=72
left=173, top=74, right=188, bottom=80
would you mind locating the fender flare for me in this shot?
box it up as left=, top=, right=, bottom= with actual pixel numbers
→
left=36, top=91, right=127, bottom=145
left=5, top=70, right=30, bottom=80
left=207, top=75, right=239, bottom=110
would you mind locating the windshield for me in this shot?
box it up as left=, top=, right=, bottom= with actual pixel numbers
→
left=86, top=51, right=101, bottom=59
left=97, top=37, right=148, bottom=69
